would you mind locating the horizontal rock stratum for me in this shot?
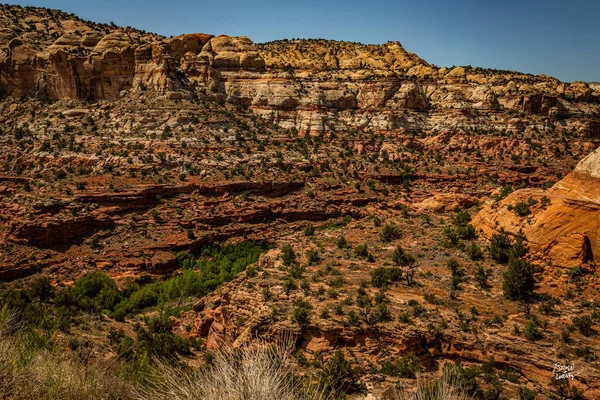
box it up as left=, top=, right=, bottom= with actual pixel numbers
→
left=0, top=5, right=598, bottom=135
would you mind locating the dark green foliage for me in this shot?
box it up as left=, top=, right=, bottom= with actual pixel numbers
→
left=509, top=231, right=529, bottom=260
left=391, top=246, right=417, bottom=285
left=391, top=246, right=415, bottom=267
left=319, top=350, right=360, bottom=396
left=380, top=352, right=421, bottom=378
left=474, top=264, right=490, bottom=289
left=55, top=271, right=122, bottom=313
left=380, top=223, right=402, bottom=243
left=509, top=197, right=538, bottom=217
left=540, top=196, right=551, bottom=206
left=336, top=235, right=348, bottom=249
left=444, top=210, right=477, bottom=247
left=519, top=387, right=537, bottom=400
left=370, top=267, right=402, bottom=288
left=447, top=258, right=464, bottom=298
left=306, top=248, right=320, bottom=265
left=304, top=223, right=315, bottom=236
left=502, top=258, right=534, bottom=301
left=466, top=242, right=484, bottom=261
left=281, top=244, right=297, bottom=266
left=133, top=316, right=195, bottom=360
left=572, top=315, right=594, bottom=336
left=354, top=244, right=374, bottom=261
left=445, top=361, right=480, bottom=395
left=489, top=230, right=512, bottom=264
left=29, top=277, right=55, bottom=301
left=523, top=320, right=542, bottom=341
left=292, top=299, right=312, bottom=328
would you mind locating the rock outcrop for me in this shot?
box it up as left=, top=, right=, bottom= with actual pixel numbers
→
left=473, top=146, right=600, bottom=267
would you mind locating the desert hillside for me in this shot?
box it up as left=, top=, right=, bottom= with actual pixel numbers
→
left=0, top=4, right=599, bottom=400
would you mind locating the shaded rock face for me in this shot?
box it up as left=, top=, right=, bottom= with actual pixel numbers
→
left=473, top=146, right=600, bottom=268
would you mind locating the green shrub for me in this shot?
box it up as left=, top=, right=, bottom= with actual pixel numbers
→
left=29, top=277, right=55, bottom=301
left=320, top=350, right=360, bottom=396
left=306, top=248, right=320, bottom=265
left=391, top=246, right=415, bottom=267
left=336, top=235, right=348, bottom=249
left=370, top=267, right=403, bottom=288
left=354, top=244, right=374, bottom=261
left=292, top=299, right=312, bottom=328
left=510, top=197, right=538, bottom=217
left=466, top=243, right=484, bottom=261
left=380, top=352, right=421, bottom=378
left=281, top=244, right=296, bottom=266
left=489, top=230, right=512, bottom=264
left=524, top=320, right=542, bottom=341
left=502, top=258, right=534, bottom=301
left=519, top=387, right=537, bottom=400
left=572, top=315, right=594, bottom=337
left=474, top=264, right=490, bottom=289
left=380, top=223, right=402, bottom=243
left=303, top=223, right=315, bottom=236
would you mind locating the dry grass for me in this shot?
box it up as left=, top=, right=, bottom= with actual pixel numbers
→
left=137, top=336, right=316, bottom=400
left=0, top=308, right=133, bottom=400
left=387, top=365, right=473, bottom=400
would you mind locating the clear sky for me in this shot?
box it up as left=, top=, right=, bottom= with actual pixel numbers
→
left=9, top=0, right=600, bottom=82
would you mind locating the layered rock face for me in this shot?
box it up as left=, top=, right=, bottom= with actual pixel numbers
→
left=0, top=5, right=598, bottom=136
left=473, top=147, right=600, bottom=268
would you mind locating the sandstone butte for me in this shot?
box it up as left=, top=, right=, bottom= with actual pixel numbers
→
left=0, top=4, right=600, bottom=400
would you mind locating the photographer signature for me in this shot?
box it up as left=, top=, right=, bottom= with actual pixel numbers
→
left=553, top=361, right=575, bottom=380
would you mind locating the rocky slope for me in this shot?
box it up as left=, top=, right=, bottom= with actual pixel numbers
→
left=473, top=146, right=600, bottom=268
left=1, top=4, right=600, bottom=399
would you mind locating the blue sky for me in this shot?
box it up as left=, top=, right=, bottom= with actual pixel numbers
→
left=10, top=0, right=600, bottom=82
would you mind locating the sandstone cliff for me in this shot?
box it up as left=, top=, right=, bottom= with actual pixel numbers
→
left=473, top=146, right=600, bottom=268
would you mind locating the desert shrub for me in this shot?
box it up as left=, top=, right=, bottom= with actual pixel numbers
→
left=509, top=231, right=529, bottom=259
left=370, top=267, right=403, bottom=288
left=380, top=352, right=421, bottom=378
left=306, top=248, right=320, bottom=265
left=380, top=223, right=402, bottom=243
left=0, top=311, right=133, bottom=399
left=474, top=264, right=490, bottom=289
left=55, top=271, right=122, bottom=313
left=444, top=211, right=477, bottom=247
left=572, top=315, right=594, bottom=337
left=354, top=244, right=374, bottom=261
left=466, top=242, right=484, bottom=261
left=388, top=364, right=473, bottom=400
left=281, top=244, right=297, bottom=266
left=540, top=196, right=551, bottom=206
left=292, top=299, right=313, bottom=328
left=509, top=197, right=538, bottom=217
left=502, top=258, right=534, bottom=301
left=489, top=230, right=512, bottom=264
left=319, top=350, right=361, bottom=396
left=138, top=339, right=304, bottom=400
left=336, top=235, right=348, bottom=249
left=519, top=387, right=537, bottom=400
left=524, top=320, right=542, bottom=341
left=391, top=246, right=415, bottom=267
left=303, top=223, right=315, bottom=236
left=134, top=316, right=193, bottom=359
left=28, top=277, right=55, bottom=301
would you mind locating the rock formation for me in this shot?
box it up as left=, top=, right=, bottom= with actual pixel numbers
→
left=474, top=146, right=600, bottom=268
